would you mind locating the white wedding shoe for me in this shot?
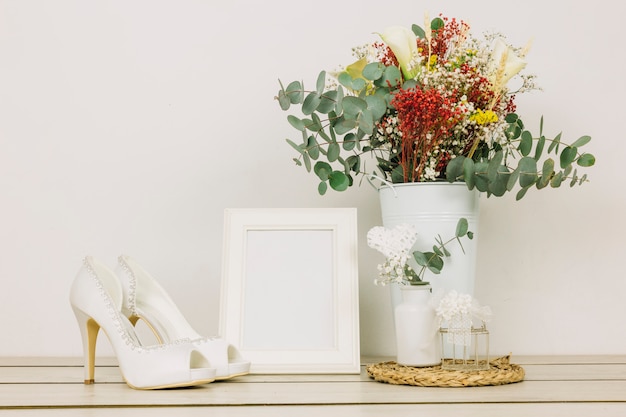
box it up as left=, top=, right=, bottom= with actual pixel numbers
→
left=115, top=255, right=251, bottom=380
left=70, top=256, right=216, bottom=389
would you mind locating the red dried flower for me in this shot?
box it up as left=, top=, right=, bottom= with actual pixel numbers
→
left=391, top=87, right=465, bottom=181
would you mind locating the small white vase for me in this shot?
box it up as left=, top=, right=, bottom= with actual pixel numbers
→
left=394, top=285, right=440, bottom=367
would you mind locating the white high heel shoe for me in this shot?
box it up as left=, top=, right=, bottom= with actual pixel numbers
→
left=70, top=256, right=216, bottom=389
left=115, top=255, right=251, bottom=380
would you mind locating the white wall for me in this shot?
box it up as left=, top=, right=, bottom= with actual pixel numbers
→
left=0, top=0, right=623, bottom=358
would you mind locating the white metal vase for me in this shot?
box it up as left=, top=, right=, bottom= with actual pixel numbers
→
left=378, top=182, right=480, bottom=309
left=394, top=285, right=440, bottom=366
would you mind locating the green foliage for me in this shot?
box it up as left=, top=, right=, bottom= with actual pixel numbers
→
left=277, top=72, right=596, bottom=199
left=277, top=70, right=391, bottom=195
left=444, top=114, right=596, bottom=200
left=409, top=218, right=473, bottom=285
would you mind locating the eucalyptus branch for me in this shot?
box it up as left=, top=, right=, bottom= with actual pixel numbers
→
left=409, top=218, right=474, bottom=285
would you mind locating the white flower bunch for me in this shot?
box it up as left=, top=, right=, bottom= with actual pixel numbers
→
left=435, top=290, right=492, bottom=347
left=435, top=290, right=492, bottom=326
left=366, top=223, right=418, bottom=285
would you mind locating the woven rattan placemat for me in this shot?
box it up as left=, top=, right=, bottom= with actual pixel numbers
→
left=366, top=355, right=525, bottom=387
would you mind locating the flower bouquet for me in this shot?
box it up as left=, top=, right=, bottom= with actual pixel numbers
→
left=276, top=14, right=595, bottom=199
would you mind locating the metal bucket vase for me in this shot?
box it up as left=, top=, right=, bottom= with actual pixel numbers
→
left=378, top=182, right=480, bottom=307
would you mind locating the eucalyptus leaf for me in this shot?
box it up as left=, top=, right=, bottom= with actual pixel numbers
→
left=314, top=161, right=332, bottom=181
left=391, top=165, right=405, bottom=183
left=431, top=17, right=444, bottom=30
left=364, top=94, right=387, bottom=120
left=334, top=118, right=357, bottom=135
left=287, top=115, right=305, bottom=131
left=285, top=80, right=304, bottom=104
left=506, top=168, right=520, bottom=191
left=412, top=23, right=426, bottom=38
left=351, top=77, right=367, bottom=91
left=306, top=136, right=320, bottom=160
left=329, top=171, right=349, bottom=191
left=357, top=108, right=374, bottom=135
left=550, top=171, right=564, bottom=187
left=560, top=146, right=577, bottom=169
left=343, top=133, right=357, bottom=151
left=519, top=130, right=533, bottom=156
left=286, top=138, right=304, bottom=154
left=381, top=66, right=402, bottom=87
left=342, top=96, right=367, bottom=116
left=317, top=90, right=338, bottom=114
left=487, top=150, right=503, bottom=181
left=362, top=62, right=384, bottom=80
left=413, top=251, right=428, bottom=267
left=346, top=155, right=360, bottom=172
left=302, top=152, right=311, bottom=172
left=327, top=143, right=340, bottom=162
left=337, top=72, right=353, bottom=88
left=474, top=172, right=489, bottom=193
left=518, top=157, right=538, bottom=188
left=455, top=218, right=469, bottom=237
left=315, top=71, right=326, bottom=94
left=463, top=157, right=475, bottom=189
left=307, top=113, right=322, bottom=132
left=489, top=170, right=509, bottom=197
left=277, top=91, right=291, bottom=110
left=541, top=158, right=554, bottom=179
left=547, top=132, right=562, bottom=153
left=334, top=87, right=344, bottom=114
left=473, top=162, right=489, bottom=192
left=516, top=186, right=530, bottom=201
left=425, top=252, right=444, bottom=274
left=446, top=156, right=465, bottom=182
left=571, top=135, right=592, bottom=148
left=539, top=158, right=554, bottom=188
left=318, top=181, right=328, bottom=195
left=534, top=135, right=546, bottom=161
left=505, top=113, right=519, bottom=123
left=318, top=129, right=331, bottom=143
left=577, top=153, right=596, bottom=167
left=302, top=92, right=322, bottom=115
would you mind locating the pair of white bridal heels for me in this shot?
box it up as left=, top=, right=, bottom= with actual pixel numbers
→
left=69, top=256, right=250, bottom=390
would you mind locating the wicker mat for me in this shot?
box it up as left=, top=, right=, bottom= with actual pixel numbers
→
left=366, top=355, right=525, bottom=387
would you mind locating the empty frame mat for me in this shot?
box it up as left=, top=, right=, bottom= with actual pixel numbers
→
left=219, top=208, right=360, bottom=374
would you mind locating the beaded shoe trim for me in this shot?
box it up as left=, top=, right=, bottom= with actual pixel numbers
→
left=82, top=257, right=190, bottom=353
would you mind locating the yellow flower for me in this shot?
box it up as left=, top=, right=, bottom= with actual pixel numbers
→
left=344, top=57, right=369, bottom=80
left=428, top=55, right=437, bottom=69
left=470, top=109, right=498, bottom=125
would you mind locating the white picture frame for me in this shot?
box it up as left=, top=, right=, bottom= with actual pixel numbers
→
left=219, top=208, right=360, bottom=374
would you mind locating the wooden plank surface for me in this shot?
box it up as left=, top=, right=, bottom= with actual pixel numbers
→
left=2, top=363, right=626, bottom=383
left=0, top=356, right=624, bottom=416
left=2, top=404, right=626, bottom=417
left=1, top=379, right=626, bottom=407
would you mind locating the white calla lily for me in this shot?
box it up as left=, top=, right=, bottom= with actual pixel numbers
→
left=488, top=38, right=527, bottom=90
left=379, top=26, right=420, bottom=80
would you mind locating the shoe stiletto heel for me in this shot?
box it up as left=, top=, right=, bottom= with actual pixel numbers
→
left=72, top=307, right=99, bottom=384
left=69, top=256, right=217, bottom=389
left=116, top=255, right=251, bottom=380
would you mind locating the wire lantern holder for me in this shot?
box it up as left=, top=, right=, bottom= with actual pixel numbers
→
left=439, top=321, right=490, bottom=371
